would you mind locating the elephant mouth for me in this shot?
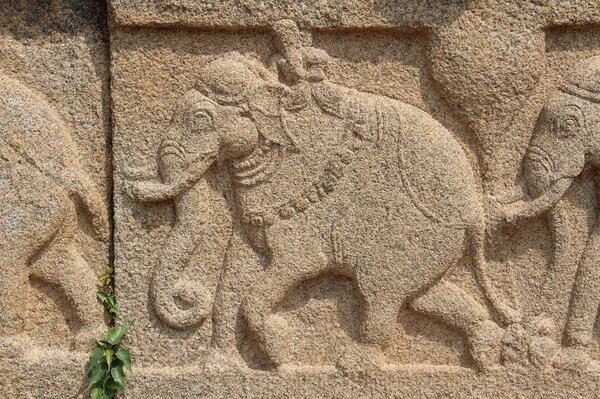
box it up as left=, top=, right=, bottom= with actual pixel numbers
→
left=231, top=141, right=283, bottom=187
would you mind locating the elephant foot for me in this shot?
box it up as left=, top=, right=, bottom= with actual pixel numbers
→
left=468, top=320, right=503, bottom=371
left=552, top=347, right=600, bottom=374
left=0, top=335, right=25, bottom=359
left=523, top=315, right=560, bottom=368
left=336, top=343, right=385, bottom=377
left=203, top=347, right=247, bottom=373
left=527, top=334, right=559, bottom=369
left=71, top=323, right=106, bottom=352
left=500, top=322, right=533, bottom=368
left=260, top=314, right=289, bottom=369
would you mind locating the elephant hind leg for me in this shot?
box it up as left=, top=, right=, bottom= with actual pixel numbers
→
left=29, top=203, right=104, bottom=348
left=410, top=280, right=503, bottom=370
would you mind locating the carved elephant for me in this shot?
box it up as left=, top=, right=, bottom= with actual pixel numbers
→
left=499, top=55, right=600, bottom=363
left=127, top=41, right=520, bottom=370
left=0, top=74, right=108, bottom=349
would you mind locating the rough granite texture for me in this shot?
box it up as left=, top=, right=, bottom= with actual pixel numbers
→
left=2, top=0, right=600, bottom=398
left=0, top=1, right=111, bottom=397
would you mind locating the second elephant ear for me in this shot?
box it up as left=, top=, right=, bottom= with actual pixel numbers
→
left=248, top=83, right=301, bottom=150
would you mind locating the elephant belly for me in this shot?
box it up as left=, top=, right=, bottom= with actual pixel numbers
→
left=336, top=200, right=467, bottom=299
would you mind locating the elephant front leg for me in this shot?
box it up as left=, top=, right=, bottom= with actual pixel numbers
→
left=241, top=228, right=328, bottom=369
left=337, top=291, right=400, bottom=374
left=565, top=221, right=600, bottom=348
left=204, top=223, right=263, bottom=371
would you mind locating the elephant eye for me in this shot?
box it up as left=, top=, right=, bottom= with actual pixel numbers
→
left=189, top=109, right=214, bottom=131
left=559, top=116, right=579, bottom=137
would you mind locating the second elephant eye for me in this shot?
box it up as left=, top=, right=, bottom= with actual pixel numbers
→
left=559, top=117, right=579, bottom=137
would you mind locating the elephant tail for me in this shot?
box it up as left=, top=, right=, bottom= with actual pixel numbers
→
left=70, top=173, right=110, bottom=242
left=469, top=223, right=521, bottom=326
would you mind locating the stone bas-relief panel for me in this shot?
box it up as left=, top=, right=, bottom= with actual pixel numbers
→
left=0, top=1, right=111, bottom=397
left=108, top=3, right=600, bottom=399
left=112, top=25, right=482, bottom=371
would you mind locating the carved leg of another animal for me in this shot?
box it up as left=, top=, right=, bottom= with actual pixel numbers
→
left=241, top=247, right=328, bottom=369
left=29, top=209, right=105, bottom=351
left=204, top=224, right=263, bottom=372
left=0, top=258, right=27, bottom=337
left=411, top=281, right=503, bottom=371
left=556, top=221, right=600, bottom=372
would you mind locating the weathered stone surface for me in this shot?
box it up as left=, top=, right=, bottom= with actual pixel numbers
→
left=108, top=0, right=600, bottom=28
left=111, top=2, right=600, bottom=397
left=0, top=1, right=110, bottom=397
left=4, top=0, right=600, bottom=397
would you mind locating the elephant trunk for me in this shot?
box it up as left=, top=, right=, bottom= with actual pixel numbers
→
left=501, top=146, right=574, bottom=321
left=146, top=144, right=219, bottom=329
left=533, top=200, right=571, bottom=317
left=502, top=147, right=574, bottom=224
left=150, top=176, right=213, bottom=330
left=503, top=177, right=573, bottom=224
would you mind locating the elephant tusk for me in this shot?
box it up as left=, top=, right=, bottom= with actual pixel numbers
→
left=125, top=151, right=217, bottom=203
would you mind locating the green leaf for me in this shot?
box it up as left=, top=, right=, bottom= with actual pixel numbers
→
left=98, top=268, right=113, bottom=282
left=105, top=349, right=114, bottom=369
left=90, top=387, right=102, bottom=399
left=106, top=322, right=132, bottom=345
left=111, top=365, right=126, bottom=387
left=109, top=305, right=120, bottom=315
left=87, top=363, right=107, bottom=391
left=115, top=349, right=132, bottom=374
left=97, top=291, right=109, bottom=302
left=105, top=379, right=121, bottom=390
left=96, top=340, right=109, bottom=349
left=101, top=388, right=115, bottom=399
left=88, top=348, right=104, bottom=374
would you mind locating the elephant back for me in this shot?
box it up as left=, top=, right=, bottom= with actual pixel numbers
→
left=318, top=83, right=483, bottom=229
left=392, top=102, right=482, bottom=229
left=0, top=73, right=79, bottom=189
left=337, top=87, right=482, bottom=230
left=0, top=73, right=108, bottom=239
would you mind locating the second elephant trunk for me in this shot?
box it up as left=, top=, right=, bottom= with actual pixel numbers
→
left=503, top=177, right=573, bottom=225
left=533, top=200, right=571, bottom=318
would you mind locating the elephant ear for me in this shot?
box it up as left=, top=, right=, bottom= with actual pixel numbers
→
left=248, top=83, right=300, bottom=150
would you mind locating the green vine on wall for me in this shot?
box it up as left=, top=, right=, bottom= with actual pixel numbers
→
left=86, top=268, right=134, bottom=399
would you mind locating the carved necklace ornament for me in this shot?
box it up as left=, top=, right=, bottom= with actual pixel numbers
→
left=239, top=141, right=360, bottom=228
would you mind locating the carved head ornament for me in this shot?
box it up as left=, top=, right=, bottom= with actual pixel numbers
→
left=561, top=55, right=600, bottom=104
left=193, top=52, right=303, bottom=148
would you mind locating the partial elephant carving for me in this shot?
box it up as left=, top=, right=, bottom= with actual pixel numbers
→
left=496, top=55, right=600, bottom=370
left=0, top=74, right=109, bottom=349
left=126, top=20, right=520, bottom=371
